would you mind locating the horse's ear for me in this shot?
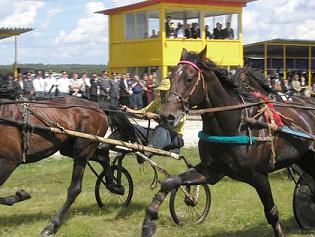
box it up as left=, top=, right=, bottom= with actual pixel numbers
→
left=199, top=45, right=207, bottom=59
left=180, top=48, right=188, bottom=60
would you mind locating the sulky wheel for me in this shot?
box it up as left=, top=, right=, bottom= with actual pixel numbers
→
left=95, top=165, right=133, bottom=208
left=293, top=172, right=315, bottom=230
left=169, top=184, right=211, bottom=225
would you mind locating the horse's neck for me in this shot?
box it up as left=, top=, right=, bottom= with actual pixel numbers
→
left=201, top=73, right=243, bottom=135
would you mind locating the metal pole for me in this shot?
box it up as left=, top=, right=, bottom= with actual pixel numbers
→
left=308, top=46, right=312, bottom=96
left=283, top=45, right=286, bottom=80
left=14, top=35, right=18, bottom=78
left=264, top=43, right=268, bottom=78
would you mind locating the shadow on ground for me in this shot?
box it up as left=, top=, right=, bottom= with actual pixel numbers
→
left=201, top=217, right=314, bottom=237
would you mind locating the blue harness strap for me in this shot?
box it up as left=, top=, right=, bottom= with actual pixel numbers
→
left=198, top=131, right=258, bottom=144
left=279, top=126, right=315, bottom=140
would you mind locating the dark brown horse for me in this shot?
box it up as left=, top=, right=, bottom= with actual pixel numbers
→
left=141, top=46, right=315, bottom=237
left=0, top=96, right=133, bottom=236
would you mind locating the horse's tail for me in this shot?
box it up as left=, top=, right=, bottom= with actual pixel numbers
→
left=102, top=104, right=136, bottom=143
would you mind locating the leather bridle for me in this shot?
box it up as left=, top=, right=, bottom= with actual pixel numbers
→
left=169, top=60, right=206, bottom=113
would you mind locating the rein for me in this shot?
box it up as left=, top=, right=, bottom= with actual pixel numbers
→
left=188, top=101, right=263, bottom=115
left=176, top=60, right=315, bottom=114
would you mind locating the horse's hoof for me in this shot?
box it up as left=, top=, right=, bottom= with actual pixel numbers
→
left=41, top=224, right=57, bottom=237
left=16, top=189, right=31, bottom=201
left=141, top=222, right=156, bottom=237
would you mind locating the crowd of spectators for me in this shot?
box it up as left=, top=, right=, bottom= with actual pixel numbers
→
left=165, top=16, right=234, bottom=40
left=13, top=70, right=160, bottom=109
left=266, top=71, right=315, bottom=97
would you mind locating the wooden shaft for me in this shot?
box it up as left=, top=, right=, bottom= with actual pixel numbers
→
left=49, top=127, right=180, bottom=159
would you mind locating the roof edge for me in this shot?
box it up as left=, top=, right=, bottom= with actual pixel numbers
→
left=96, top=0, right=252, bottom=15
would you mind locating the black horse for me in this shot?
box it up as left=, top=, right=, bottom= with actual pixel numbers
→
left=141, top=46, right=315, bottom=237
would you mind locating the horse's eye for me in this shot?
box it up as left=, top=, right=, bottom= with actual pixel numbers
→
left=186, top=78, right=193, bottom=83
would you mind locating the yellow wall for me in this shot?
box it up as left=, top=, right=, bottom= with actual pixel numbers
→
left=107, top=2, right=244, bottom=77
left=110, top=39, right=163, bottom=68
left=163, top=39, right=243, bottom=66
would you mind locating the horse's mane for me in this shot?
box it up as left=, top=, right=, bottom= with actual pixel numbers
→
left=184, top=51, right=274, bottom=101
left=0, top=77, right=23, bottom=99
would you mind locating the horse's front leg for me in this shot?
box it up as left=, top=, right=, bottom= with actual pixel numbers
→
left=250, top=173, right=285, bottom=237
left=41, top=157, right=87, bottom=237
left=0, top=159, right=31, bottom=206
left=142, top=163, right=223, bottom=237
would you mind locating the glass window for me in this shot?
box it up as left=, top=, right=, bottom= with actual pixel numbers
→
left=136, top=12, right=147, bottom=39
left=125, top=13, right=136, bottom=40
left=148, top=11, right=160, bottom=38
left=125, top=11, right=160, bottom=40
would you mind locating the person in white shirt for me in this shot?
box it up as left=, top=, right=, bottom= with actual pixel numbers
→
left=69, top=72, right=84, bottom=97
left=57, top=71, right=70, bottom=96
left=81, top=72, right=91, bottom=99
left=176, top=23, right=185, bottom=38
left=33, top=71, right=45, bottom=98
left=44, top=71, right=57, bottom=97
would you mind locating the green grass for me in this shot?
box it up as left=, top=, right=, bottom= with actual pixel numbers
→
left=0, top=149, right=314, bottom=237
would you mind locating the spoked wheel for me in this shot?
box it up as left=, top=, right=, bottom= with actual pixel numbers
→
left=95, top=165, right=133, bottom=208
left=293, top=172, right=315, bottom=230
left=169, top=184, right=211, bottom=225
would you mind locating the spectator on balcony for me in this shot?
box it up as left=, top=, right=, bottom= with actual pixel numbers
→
left=150, top=29, right=159, bottom=38
left=191, top=23, right=200, bottom=39
left=213, top=23, right=224, bottom=39
left=205, top=25, right=212, bottom=39
left=169, top=22, right=176, bottom=38
left=224, top=22, right=234, bottom=40
left=176, top=23, right=185, bottom=38
left=165, top=16, right=172, bottom=38
left=184, top=24, right=192, bottom=39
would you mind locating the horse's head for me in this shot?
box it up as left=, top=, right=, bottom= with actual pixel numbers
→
left=162, top=46, right=209, bottom=125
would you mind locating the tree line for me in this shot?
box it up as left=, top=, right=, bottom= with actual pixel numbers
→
left=0, top=64, right=107, bottom=77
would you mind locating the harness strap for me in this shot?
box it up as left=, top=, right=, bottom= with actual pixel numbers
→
left=188, top=101, right=262, bottom=114
left=17, top=97, right=31, bottom=163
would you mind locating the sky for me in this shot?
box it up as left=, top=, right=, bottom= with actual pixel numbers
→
left=0, top=0, right=315, bottom=65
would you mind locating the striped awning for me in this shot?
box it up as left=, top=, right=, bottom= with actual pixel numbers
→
left=0, top=27, right=33, bottom=40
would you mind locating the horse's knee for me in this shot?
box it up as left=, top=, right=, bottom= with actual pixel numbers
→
left=265, top=205, right=279, bottom=225
left=161, top=176, right=182, bottom=192
left=68, top=185, right=81, bottom=200
left=145, top=205, right=158, bottom=220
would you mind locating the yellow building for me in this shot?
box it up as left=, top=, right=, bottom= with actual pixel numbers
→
left=244, top=39, right=315, bottom=95
left=97, top=0, right=255, bottom=79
